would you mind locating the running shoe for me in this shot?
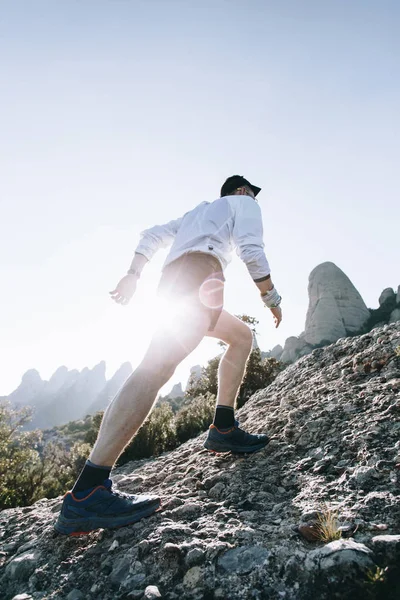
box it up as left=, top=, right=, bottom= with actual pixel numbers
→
left=54, top=478, right=160, bottom=536
left=204, top=421, right=269, bottom=453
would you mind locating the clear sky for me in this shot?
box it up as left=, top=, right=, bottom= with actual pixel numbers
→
left=1, top=0, right=399, bottom=396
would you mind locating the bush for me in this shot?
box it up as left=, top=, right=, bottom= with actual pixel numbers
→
left=84, top=411, right=104, bottom=445
left=186, top=349, right=283, bottom=409
left=0, top=401, right=83, bottom=508
left=117, top=402, right=177, bottom=466
left=175, top=394, right=215, bottom=443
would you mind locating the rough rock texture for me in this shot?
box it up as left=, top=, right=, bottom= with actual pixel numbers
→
left=304, top=262, right=371, bottom=346
left=1, top=322, right=400, bottom=600
left=280, top=336, right=312, bottom=364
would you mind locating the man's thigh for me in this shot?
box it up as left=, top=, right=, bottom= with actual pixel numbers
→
left=139, top=302, right=212, bottom=373
left=206, top=310, right=253, bottom=346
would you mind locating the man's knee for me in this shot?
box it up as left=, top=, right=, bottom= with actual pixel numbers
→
left=234, top=325, right=253, bottom=354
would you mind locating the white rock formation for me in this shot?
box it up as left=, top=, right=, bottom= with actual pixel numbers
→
left=281, top=337, right=311, bottom=363
left=379, top=288, right=396, bottom=306
left=304, top=262, right=370, bottom=346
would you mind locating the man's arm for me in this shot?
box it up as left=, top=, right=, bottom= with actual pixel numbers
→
left=231, top=196, right=272, bottom=282
left=231, top=196, right=282, bottom=326
left=133, top=216, right=183, bottom=264
left=109, top=215, right=183, bottom=305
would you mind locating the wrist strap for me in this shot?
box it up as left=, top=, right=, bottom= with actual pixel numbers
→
left=261, top=286, right=282, bottom=308
left=127, top=268, right=141, bottom=278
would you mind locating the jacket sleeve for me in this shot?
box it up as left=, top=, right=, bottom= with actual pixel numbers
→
left=134, top=216, right=183, bottom=261
left=231, top=197, right=271, bottom=281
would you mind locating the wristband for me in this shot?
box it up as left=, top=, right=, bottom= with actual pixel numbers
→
left=261, top=287, right=282, bottom=308
left=127, top=268, right=141, bottom=278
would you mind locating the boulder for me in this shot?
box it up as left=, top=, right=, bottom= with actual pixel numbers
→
left=379, top=287, right=396, bottom=307
left=305, top=538, right=375, bottom=573
left=304, top=262, right=370, bottom=346
left=281, top=336, right=312, bottom=363
left=270, top=344, right=283, bottom=360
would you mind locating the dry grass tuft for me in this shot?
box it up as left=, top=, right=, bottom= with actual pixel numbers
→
left=314, top=508, right=342, bottom=543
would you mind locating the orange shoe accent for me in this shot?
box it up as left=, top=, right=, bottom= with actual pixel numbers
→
left=210, top=424, right=235, bottom=434
left=69, top=485, right=108, bottom=502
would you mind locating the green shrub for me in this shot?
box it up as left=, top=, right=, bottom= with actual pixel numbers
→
left=175, top=394, right=215, bottom=443
left=186, top=349, right=283, bottom=409
left=83, top=411, right=104, bottom=445
left=0, top=401, right=82, bottom=508
left=117, top=402, right=177, bottom=466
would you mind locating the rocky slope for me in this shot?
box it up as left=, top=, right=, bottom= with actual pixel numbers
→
left=1, top=322, right=400, bottom=600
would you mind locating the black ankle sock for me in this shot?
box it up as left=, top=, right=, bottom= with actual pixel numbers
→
left=213, top=405, right=235, bottom=429
left=72, top=460, right=112, bottom=494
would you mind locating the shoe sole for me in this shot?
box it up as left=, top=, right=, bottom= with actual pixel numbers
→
left=203, top=438, right=269, bottom=454
left=54, top=500, right=161, bottom=536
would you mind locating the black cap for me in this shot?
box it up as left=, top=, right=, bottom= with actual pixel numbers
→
left=220, top=175, right=261, bottom=198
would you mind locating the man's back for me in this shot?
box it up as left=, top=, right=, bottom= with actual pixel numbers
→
left=136, top=194, right=271, bottom=281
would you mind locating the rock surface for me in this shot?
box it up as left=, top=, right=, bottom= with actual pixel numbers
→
left=304, top=262, right=371, bottom=346
left=1, top=322, right=400, bottom=599
left=379, top=288, right=396, bottom=307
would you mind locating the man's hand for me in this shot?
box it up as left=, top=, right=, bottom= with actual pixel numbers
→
left=270, top=306, right=282, bottom=328
left=109, top=274, right=138, bottom=305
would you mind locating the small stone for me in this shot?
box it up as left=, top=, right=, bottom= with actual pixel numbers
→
left=183, top=566, right=203, bottom=588
left=5, top=551, right=39, bottom=581
left=110, top=556, right=133, bottom=585
left=369, top=523, right=388, bottom=531
left=163, top=543, right=181, bottom=555
left=218, top=546, right=269, bottom=575
left=297, top=523, right=320, bottom=542
left=208, top=482, right=225, bottom=499
left=185, top=547, right=205, bottom=567
left=144, top=585, right=162, bottom=599
left=109, top=539, right=119, bottom=551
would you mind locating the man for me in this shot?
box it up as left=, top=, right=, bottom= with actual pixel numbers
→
left=55, top=175, right=282, bottom=535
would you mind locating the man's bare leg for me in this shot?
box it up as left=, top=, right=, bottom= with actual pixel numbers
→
left=206, top=310, right=253, bottom=408
left=204, top=310, right=269, bottom=452
left=89, top=308, right=212, bottom=466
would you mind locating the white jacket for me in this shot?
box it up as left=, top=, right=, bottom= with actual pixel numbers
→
left=134, top=195, right=271, bottom=281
